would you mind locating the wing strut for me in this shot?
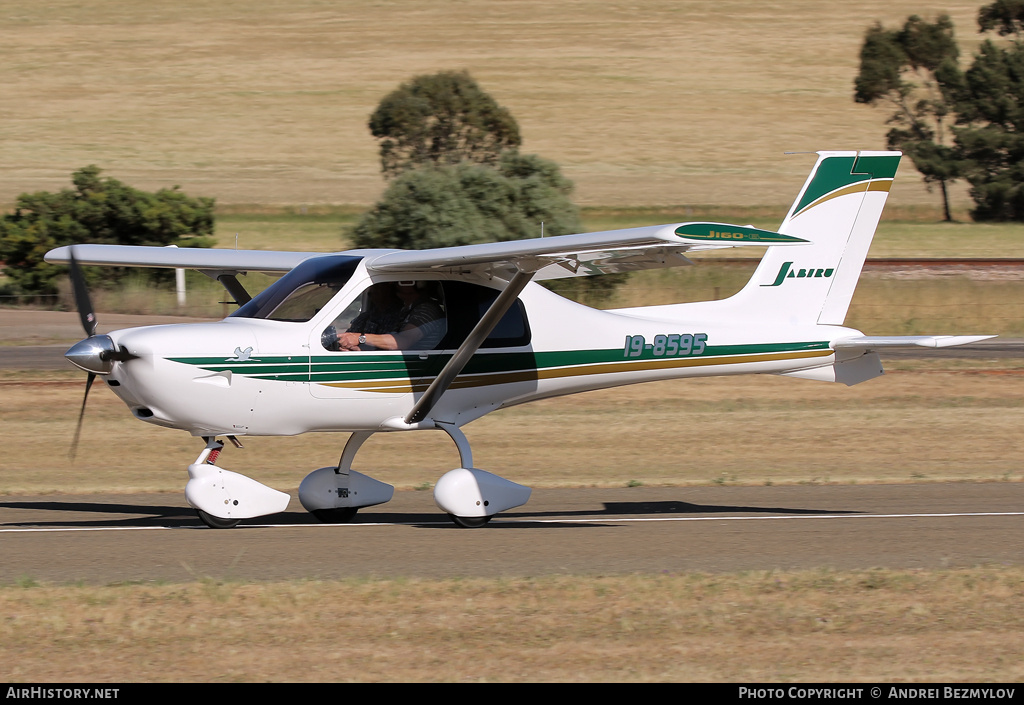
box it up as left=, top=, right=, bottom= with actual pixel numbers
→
left=405, top=269, right=536, bottom=425
left=198, top=270, right=253, bottom=305
left=215, top=274, right=253, bottom=305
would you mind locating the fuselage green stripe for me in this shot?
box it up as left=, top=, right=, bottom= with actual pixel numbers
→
left=167, top=341, right=830, bottom=386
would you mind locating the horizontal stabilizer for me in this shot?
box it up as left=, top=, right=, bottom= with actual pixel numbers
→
left=834, top=335, right=997, bottom=350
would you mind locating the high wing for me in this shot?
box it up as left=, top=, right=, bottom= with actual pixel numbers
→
left=44, top=244, right=315, bottom=274
left=45, top=221, right=807, bottom=282
left=364, top=222, right=807, bottom=279
left=44, top=245, right=321, bottom=305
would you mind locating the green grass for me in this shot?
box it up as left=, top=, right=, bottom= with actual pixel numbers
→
left=17, top=207, right=1016, bottom=334
left=212, top=205, right=1024, bottom=259
left=215, top=207, right=363, bottom=253
left=872, top=220, right=1024, bottom=258
left=848, top=277, right=1024, bottom=335
left=580, top=206, right=1024, bottom=259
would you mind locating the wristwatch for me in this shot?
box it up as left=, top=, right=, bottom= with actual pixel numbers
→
left=358, top=334, right=366, bottom=345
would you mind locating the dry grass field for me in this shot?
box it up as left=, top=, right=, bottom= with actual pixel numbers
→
left=0, top=0, right=993, bottom=211
left=3, top=568, right=1022, bottom=682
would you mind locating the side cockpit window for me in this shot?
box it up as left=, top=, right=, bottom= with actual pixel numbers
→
left=439, top=281, right=531, bottom=349
left=322, top=281, right=447, bottom=352
left=232, top=255, right=362, bottom=322
left=320, top=280, right=531, bottom=353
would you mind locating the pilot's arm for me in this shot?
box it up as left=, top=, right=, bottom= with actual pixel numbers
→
left=337, top=300, right=445, bottom=351
left=336, top=325, right=431, bottom=351
left=337, top=330, right=401, bottom=351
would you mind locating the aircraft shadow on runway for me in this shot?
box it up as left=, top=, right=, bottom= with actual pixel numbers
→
left=0, top=497, right=860, bottom=530
left=0, top=499, right=445, bottom=528
left=481, top=500, right=861, bottom=527
left=0, top=500, right=208, bottom=528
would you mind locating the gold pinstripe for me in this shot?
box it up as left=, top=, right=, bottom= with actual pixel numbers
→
left=793, top=179, right=893, bottom=218
left=317, top=348, right=834, bottom=394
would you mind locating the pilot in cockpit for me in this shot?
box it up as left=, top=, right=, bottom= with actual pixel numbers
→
left=330, top=281, right=446, bottom=352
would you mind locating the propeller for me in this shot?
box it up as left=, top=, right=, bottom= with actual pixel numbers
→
left=64, top=249, right=137, bottom=459
left=67, top=248, right=96, bottom=461
left=69, top=370, right=96, bottom=461
left=69, top=248, right=97, bottom=338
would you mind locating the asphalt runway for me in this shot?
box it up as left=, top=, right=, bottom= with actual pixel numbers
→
left=1, top=483, right=1021, bottom=583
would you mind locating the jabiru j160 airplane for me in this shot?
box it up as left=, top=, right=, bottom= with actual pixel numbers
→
left=44, top=150, right=993, bottom=528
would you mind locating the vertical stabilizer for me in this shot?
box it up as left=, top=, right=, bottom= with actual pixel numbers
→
left=726, top=151, right=900, bottom=326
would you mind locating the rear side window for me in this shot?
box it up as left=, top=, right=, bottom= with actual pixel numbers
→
left=439, top=281, right=531, bottom=349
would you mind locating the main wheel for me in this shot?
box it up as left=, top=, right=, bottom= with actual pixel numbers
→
left=448, top=513, right=492, bottom=528
left=195, top=508, right=241, bottom=529
left=311, top=507, right=359, bottom=524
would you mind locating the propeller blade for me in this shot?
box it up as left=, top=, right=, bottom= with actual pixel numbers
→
left=68, top=247, right=98, bottom=338
left=69, top=372, right=96, bottom=461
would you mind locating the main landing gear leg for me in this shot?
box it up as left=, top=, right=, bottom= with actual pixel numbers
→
left=185, top=436, right=291, bottom=529
left=433, top=423, right=532, bottom=528
left=297, top=432, right=395, bottom=523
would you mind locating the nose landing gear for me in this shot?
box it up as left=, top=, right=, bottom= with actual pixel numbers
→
left=185, top=437, right=290, bottom=528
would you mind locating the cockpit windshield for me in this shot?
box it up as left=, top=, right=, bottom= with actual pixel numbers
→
left=230, top=255, right=363, bottom=321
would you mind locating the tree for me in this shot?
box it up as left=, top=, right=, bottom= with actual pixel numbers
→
left=978, top=0, right=1024, bottom=35
left=952, top=1, right=1024, bottom=220
left=351, top=151, right=581, bottom=250
left=954, top=41, right=1024, bottom=219
left=368, top=71, right=522, bottom=178
left=359, top=73, right=624, bottom=304
left=854, top=15, right=964, bottom=221
left=0, top=166, right=215, bottom=297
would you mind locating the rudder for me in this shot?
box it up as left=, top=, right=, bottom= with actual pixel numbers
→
left=726, top=150, right=901, bottom=326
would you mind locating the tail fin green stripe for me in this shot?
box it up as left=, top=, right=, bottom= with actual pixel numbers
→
left=792, top=154, right=900, bottom=215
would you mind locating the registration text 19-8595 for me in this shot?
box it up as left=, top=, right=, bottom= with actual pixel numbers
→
left=623, top=334, right=707, bottom=358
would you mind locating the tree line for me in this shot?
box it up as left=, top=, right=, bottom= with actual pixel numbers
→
left=0, top=166, right=215, bottom=298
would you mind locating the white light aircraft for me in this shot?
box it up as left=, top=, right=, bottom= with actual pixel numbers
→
left=45, top=150, right=993, bottom=528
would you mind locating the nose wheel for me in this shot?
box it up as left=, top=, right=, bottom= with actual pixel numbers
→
left=195, top=508, right=241, bottom=529
left=448, top=514, right=492, bottom=528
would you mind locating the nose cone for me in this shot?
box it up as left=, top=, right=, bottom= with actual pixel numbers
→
left=65, top=334, right=118, bottom=374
